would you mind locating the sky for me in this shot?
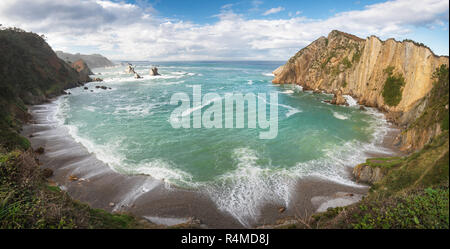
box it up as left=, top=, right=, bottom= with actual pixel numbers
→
left=0, top=0, right=448, bottom=61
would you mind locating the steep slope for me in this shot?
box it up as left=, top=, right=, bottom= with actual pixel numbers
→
left=56, top=51, right=115, bottom=69
left=0, top=28, right=87, bottom=150
left=270, top=32, right=449, bottom=229
left=273, top=30, right=449, bottom=152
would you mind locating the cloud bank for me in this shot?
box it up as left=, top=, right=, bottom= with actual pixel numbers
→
left=0, top=0, right=448, bottom=60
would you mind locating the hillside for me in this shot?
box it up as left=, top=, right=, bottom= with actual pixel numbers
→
left=273, top=30, right=449, bottom=153
left=0, top=28, right=164, bottom=229
left=0, top=28, right=93, bottom=150
left=56, top=51, right=115, bottom=69
left=271, top=30, right=449, bottom=229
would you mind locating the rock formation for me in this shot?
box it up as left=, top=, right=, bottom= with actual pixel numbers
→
left=126, top=64, right=136, bottom=74
left=71, top=59, right=93, bottom=83
left=330, top=88, right=348, bottom=106
left=150, top=66, right=160, bottom=76
left=134, top=72, right=142, bottom=79
left=272, top=30, right=449, bottom=152
left=56, top=51, right=115, bottom=68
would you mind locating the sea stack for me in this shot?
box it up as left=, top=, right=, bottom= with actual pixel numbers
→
left=126, top=64, right=135, bottom=74
left=150, top=66, right=160, bottom=76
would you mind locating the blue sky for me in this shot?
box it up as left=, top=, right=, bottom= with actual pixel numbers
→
left=148, top=0, right=384, bottom=22
left=0, top=0, right=448, bottom=60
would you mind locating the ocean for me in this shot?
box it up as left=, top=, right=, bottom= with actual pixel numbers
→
left=54, top=61, right=394, bottom=225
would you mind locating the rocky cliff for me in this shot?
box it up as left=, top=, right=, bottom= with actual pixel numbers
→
left=71, top=59, right=93, bottom=83
left=0, top=28, right=88, bottom=150
left=273, top=30, right=449, bottom=152
left=56, top=51, right=115, bottom=69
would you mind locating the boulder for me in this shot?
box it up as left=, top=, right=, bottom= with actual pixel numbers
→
left=353, top=164, right=384, bottom=184
left=35, top=147, right=45, bottom=154
left=330, top=89, right=348, bottom=106
left=134, top=72, right=142, bottom=79
left=42, top=168, right=53, bottom=178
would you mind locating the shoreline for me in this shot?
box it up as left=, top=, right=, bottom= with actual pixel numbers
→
left=22, top=92, right=403, bottom=228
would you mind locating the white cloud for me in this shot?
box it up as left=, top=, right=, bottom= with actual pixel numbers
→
left=0, top=0, right=448, bottom=61
left=262, top=6, right=285, bottom=16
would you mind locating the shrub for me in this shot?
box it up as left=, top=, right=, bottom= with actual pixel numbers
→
left=382, top=67, right=405, bottom=106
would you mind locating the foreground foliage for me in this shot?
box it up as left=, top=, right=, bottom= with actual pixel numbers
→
left=0, top=150, right=156, bottom=229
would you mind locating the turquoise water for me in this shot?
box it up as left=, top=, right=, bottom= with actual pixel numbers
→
left=56, top=61, right=391, bottom=225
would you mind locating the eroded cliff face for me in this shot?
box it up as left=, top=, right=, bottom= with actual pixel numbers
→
left=273, top=30, right=449, bottom=152
left=71, top=59, right=93, bottom=83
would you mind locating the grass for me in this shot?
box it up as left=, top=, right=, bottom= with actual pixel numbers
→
left=0, top=150, right=157, bottom=229
left=310, top=131, right=449, bottom=229
left=409, top=65, right=449, bottom=131
left=350, top=186, right=448, bottom=229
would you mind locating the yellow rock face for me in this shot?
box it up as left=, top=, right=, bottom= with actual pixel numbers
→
left=273, top=30, right=448, bottom=123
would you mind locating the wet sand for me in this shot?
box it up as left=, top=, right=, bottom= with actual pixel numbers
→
left=22, top=100, right=402, bottom=228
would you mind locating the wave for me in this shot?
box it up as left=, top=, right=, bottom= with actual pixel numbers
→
left=343, top=95, right=358, bottom=107
left=262, top=73, right=274, bottom=77
left=203, top=148, right=294, bottom=227
left=181, top=96, right=223, bottom=117
left=256, top=95, right=302, bottom=118
left=332, top=111, right=349, bottom=120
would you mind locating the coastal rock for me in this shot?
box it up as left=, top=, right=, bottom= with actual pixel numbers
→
left=353, top=164, right=384, bottom=184
left=71, top=59, right=93, bottom=83
left=150, top=66, right=160, bottom=76
left=330, top=89, right=348, bottom=106
left=42, top=168, right=53, bottom=178
left=134, top=72, right=142, bottom=79
left=35, top=147, right=45, bottom=154
left=92, top=77, right=103, bottom=82
left=125, top=64, right=135, bottom=74
left=272, top=30, right=449, bottom=151
left=68, top=175, right=78, bottom=181
left=56, top=51, right=115, bottom=68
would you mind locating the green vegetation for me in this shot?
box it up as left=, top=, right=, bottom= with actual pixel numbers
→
left=0, top=28, right=163, bottom=229
left=342, top=57, right=352, bottom=69
left=408, top=65, right=449, bottom=131
left=382, top=66, right=406, bottom=106
left=352, top=48, right=361, bottom=63
left=321, top=51, right=336, bottom=69
left=0, top=28, right=82, bottom=150
left=311, top=131, right=449, bottom=229
left=351, top=186, right=448, bottom=229
left=362, top=157, right=404, bottom=169
left=0, top=150, right=156, bottom=229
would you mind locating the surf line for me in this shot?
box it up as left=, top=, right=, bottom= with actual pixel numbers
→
left=169, top=85, right=278, bottom=139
